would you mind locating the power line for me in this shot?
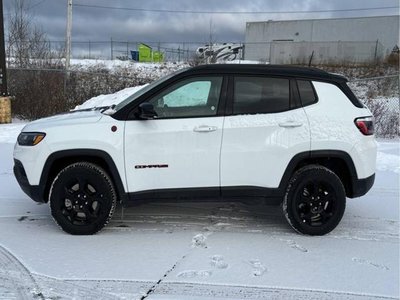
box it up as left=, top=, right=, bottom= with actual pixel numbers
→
left=28, top=0, right=48, bottom=10
left=72, top=3, right=399, bottom=15
left=3, top=0, right=50, bottom=17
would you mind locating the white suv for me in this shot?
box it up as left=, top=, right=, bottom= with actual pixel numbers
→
left=13, top=65, right=377, bottom=235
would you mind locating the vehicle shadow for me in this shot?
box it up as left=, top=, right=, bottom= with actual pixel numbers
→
left=108, top=200, right=292, bottom=234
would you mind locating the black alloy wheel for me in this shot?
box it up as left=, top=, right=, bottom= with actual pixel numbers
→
left=283, top=165, right=346, bottom=235
left=294, top=180, right=336, bottom=226
left=49, top=162, right=117, bottom=235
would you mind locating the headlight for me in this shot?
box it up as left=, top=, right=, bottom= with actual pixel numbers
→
left=17, top=132, right=46, bottom=146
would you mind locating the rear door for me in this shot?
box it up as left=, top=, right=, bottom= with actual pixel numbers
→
left=124, top=75, right=226, bottom=196
left=220, top=75, right=310, bottom=195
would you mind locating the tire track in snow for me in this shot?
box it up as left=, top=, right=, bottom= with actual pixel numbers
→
left=153, top=281, right=397, bottom=300
left=0, top=245, right=44, bottom=300
left=31, top=273, right=125, bottom=300
left=0, top=245, right=122, bottom=300
left=106, top=202, right=398, bottom=244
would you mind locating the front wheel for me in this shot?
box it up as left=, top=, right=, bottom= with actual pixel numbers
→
left=49, top=162, right=117, bottom=235
left=283, top=165, right=346, bottom=235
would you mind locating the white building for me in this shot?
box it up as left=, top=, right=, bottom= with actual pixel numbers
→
left=245, top=15, right=399, bottom=64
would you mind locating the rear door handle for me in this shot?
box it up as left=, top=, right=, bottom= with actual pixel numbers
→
left=279, top=121, right=303, bottom=128
left=193, top=125, right=218, bottom=132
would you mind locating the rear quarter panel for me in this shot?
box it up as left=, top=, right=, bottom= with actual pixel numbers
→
left=305, top=81, right=377, bottom=179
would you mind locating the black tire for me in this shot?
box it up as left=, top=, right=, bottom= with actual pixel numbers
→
left=49, top=162, right=117, bottom=235
left=283, top=165, right=346, bottom=236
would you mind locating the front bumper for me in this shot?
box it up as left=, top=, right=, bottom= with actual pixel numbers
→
left=13, top=159, right=45, bottom=203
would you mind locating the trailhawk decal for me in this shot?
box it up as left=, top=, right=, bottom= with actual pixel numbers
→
left=135, top=164, right=169, bottom=169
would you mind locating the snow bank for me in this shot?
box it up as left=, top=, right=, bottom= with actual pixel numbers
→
left=73, top=84, right=147, bottom=110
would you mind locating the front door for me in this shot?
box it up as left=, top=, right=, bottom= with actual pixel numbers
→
left=124, top=76, right=225, bottom=196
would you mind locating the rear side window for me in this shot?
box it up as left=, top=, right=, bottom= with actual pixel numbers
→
left=233, top=77, right=290, bottom=114
left=297, top=80, right=318, bottom=106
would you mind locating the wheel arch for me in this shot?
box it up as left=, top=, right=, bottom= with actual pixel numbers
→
left=39, top=149, right=128, bottom=203
left=279, top=150, right=359, bottom=198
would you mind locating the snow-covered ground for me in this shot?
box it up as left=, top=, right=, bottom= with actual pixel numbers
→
left=0, top=120, right=398, bottom=299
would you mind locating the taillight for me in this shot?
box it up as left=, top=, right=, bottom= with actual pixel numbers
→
left=354, top=117, right=374, bottom=136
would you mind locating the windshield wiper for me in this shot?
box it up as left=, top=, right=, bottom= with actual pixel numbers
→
left=100, top=104, right=117, bottom=115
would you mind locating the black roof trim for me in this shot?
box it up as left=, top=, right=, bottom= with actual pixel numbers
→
left=185, top=64, right=348, bottom=82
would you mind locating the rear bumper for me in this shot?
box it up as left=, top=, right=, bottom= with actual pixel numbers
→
left=13, top=159, right=45, bottom=203
left=350, top=173, right=375, bottom=198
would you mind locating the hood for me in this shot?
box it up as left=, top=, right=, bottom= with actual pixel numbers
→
left=22, top=110, right=104, bottom=132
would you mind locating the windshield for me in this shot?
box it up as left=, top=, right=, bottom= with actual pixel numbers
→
left=113, top=68, right=188, bottom=112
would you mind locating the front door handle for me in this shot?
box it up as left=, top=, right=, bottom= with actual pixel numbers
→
left=193, top=125, right=218, bottom=132
left=279, top=121, right=303, bottom=128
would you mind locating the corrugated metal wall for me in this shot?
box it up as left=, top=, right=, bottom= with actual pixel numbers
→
left=245, top=41, right=384, bottom=64
left=244, top=16, right=399, bottom=64
left=244, top=41, right=384, bottom=64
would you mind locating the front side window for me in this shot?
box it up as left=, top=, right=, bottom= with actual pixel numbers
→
left=148, top=77, right=223, bottom=119
left=233, top=77, right=290, bottom=114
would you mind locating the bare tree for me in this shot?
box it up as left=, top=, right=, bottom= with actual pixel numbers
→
left=7, top=0, right=67, bottom=120
left=7, top=0, right=62, bottom=68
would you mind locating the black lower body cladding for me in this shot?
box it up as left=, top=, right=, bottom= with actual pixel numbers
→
left=13, top=159, right=44, bottom=203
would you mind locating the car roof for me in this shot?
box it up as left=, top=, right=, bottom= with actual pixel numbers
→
left=186, top=64, right=348, bottom=82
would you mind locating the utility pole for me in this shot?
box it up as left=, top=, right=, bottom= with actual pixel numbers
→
left=65, top=0, right=72, bottom=70
left=111, top=37, right=113, bottom=60
left=208, top=18, right=214, bottom=64
left=0, top=0, right=7, bottom=96
left=0, top=0, right=11, bottom=124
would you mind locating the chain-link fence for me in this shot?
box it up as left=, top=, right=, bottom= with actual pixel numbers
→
left=6, top=39, right=396, bottom=65
left=6, top=40, right=204, bottom=62
left=348, top=75, right=399, bottom=138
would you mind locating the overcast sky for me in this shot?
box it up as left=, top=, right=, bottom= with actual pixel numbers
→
left=4, top=0, right=399, bottom=58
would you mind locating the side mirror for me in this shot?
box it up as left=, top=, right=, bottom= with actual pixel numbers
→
left=138, top=102, right=157, bottom=120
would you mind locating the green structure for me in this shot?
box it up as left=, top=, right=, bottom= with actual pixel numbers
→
left=152, top=51, right=164, bottom=63
left=138, top=43, right=164, bottom=63
left=138, top=43, right=152, bottom=62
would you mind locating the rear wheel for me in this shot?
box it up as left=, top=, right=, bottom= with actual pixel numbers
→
left=283, top=165, right=346, bottom=235
left=49, top=162, right=117, bottom=235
